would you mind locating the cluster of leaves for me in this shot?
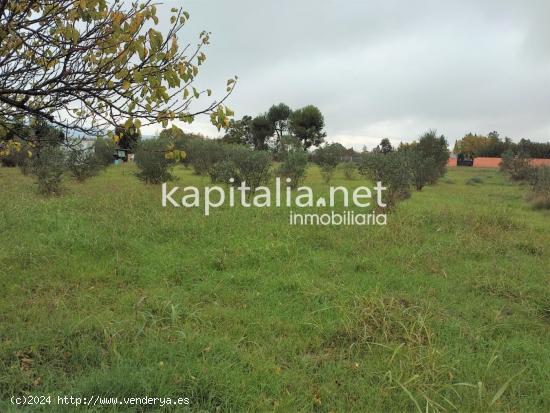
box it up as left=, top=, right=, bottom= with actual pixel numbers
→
left=499, top=150, right=534, bottom=181
left=277, top=149, right=308, bottom=188
left=359, top=151, right=413, bottom=209
left=66, top=149, right=101, bottom=182
left=208, top=145, right=272, bottom=189
left=134, top=138, right=186, bottom=184
left=31, top=145, right=66, bottom=195
left=341, top=161, right=357, bottom=180
left=186, top=139, right=225, bottom=175
left=399, top=131, right=449, bottom=190
left=527, top=167, right=550, bottom=209
left=454, top=132, right=550, bottom=159
left=500, top=151, right=550, bottom=209
left=158, top=126, right=203, bottom=168
left=222, top=103, right=326, bottom=152
left=1, top=1, right=235, bottom=159
left=359, top=131, right=449, bottom=208
left=313, top=143, right=348, bottom=183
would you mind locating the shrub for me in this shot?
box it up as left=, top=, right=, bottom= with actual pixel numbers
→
left=272, top=135, right=302, bottom=162
left=341, top=161, right=357, bottom=180
left=500, top=150, right=534, bottom=181
left=209, top=159, right=240, bottom=185
left=359, top=152, right=412, bottom=208
left=399, top=150, right=439, bottom=190
left=159, top=127, right=201, bottom=168
left=134, top=139, right=175, bottom=184
left=93, top=137, right=115, bottom=167
left=277, top=149, right=308, bottom=187
left=186, top=139, right=225, bottom=175
left=416, top=130, right=449, bottom=180
left=230, top=146, right=272, bottom=189
left=207, top=145, right=272, bottom=190
left=67, top=149, right=100, bottom=182
left=1, top=141, right=28, bottom=168
left=314, top=143, right=344, bottom=184
left=32, top=145, right=66, bottom=195
left=527, top=166, right=550, bottom=209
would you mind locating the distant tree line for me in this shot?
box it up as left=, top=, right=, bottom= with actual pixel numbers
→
left=454, top=132, right=550, bottom=159
left=221, top=103, right=327, bottom=154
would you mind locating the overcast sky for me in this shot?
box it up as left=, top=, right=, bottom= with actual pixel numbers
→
left=146, top=0, right=550, bottom=149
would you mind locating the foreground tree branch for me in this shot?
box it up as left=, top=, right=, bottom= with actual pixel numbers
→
left=0, top=0, right=236, bottom=151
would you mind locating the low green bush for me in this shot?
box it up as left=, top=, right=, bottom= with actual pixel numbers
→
left=228, top=146, right=271, bottom=189
left=207, top=145, right=272, bottom=190
left=186, top=139, right=225, bottom=175
left=527, top=166, right=550, bottom=209
left=341, top=161, right=357, bottom=180
left=67, top=149, right=100, bottom=182
left=209, top=159, right=240, bottom=185
left=134, top=139, right=175, bottom=184
left=31, top=145, right=66, bottom=195
left=359, top=152, right=412, bottom=208
left=93, top=137, right=115, bottom=167
left=314, top=144, right=343, bottom=184
left=500, top=150, right=534, bottom=181
left=277, top=149, right=308, bottom=187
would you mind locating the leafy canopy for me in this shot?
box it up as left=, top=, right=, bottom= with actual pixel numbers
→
left=0, top=0, right=236, bottom=154
left=289, top=105, right=326, bottom=150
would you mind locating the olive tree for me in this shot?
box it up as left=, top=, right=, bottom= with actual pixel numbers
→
left=314, top=143, right=345, bottom=183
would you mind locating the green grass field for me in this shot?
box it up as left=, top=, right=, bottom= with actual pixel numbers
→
left=1, top=165, right=549, bottom=412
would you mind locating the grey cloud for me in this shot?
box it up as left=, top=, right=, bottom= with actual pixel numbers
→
left=150, top=0, right=550, bottom=149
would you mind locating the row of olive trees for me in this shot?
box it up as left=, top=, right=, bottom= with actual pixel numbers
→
left=133, top=136, right=274, bottom=189
left=0, top=120, right=116, bottom=194
left=358, top=131, right=449, bottom=208
left=3, top=137, right=115, bottom=195
left=500, top=152, right=550, bottom=209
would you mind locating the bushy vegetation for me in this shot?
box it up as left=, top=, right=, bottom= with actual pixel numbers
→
left=93, top=137, right=115, bottom=167
left=341, top=161, right=357, bottom=180
left=359, top=151, right=413, bottom=208
left=314, top=143, right=346, bottom=183
left=358, top=132, right=449, bottom=207
left=277, top=149, right=308, bottom=187
left=186, top=139, right=225, bottom=175
left=408, top=131, right=449, bottom=190
left=0, top=140, right=29, bottom=169
left=231, top=147, right=271, bottom=189
left=526, top=166, right=550, bottom=209
left=31, top=144, right=66, bottom=195
left=208, top=145, right=271, bottom=189
left=159, top=126, right=202, bottom=168
left=454, top=132, right=550, bottom=159
left=134, top=139, right=177, bottom=184
left=66, top=149, right=100, bottom=182
left=500, top=150, right=534, bottom=181
left=498, top=150, right=550, bottom=209
left=405, top=151, right=438, bottom=190
left=222, top=103, right=327, bottom=152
